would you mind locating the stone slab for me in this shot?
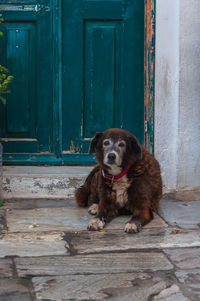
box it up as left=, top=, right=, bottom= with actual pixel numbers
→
left=175, top=269, right=200, bottom=300
left=0, top=258, right=13, bottom=278
left=3, top=175, right=85, bottom=199
left=163, top=248, right=200, bottom=269
left=65, top=229, right=200, bottom=254
left=3, top=166, right=93, bottom=199
left=15, top=252, right=173, bottom=277
left=0, top=232, right=69, bottom=258
left=6, top=206, right=167, bottom=233
left=159, top=199, right=200, bottom=229
left=3, top=166, right=93, bottom=175
left=175, top=189, right=200, bottom=202
left=155, top=293, right=190, bottom=301
left=2, top=198, right=76, bottom=210
left=32, top=273, right=174, bottom=301
left=152, top=285, right=190, bottom=301
left=0, top=210, right=7, bottom=234
left=0, top=279, right=31, bottom=301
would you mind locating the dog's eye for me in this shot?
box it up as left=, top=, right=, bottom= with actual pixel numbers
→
left=118, top=142, right=125, bottom=147
left=103, top=140, right=110, bottom=146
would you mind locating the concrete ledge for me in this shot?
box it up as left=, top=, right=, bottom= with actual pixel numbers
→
left=3, top=166, right=93, bottom=199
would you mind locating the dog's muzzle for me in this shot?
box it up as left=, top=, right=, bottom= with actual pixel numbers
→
left=107, top=152, right=116, bottom=164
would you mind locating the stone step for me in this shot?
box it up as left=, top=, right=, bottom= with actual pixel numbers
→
left=2, top=166, right=93, bottom=199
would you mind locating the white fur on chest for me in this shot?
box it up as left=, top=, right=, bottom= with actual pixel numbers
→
left=112, top=175, right=130, bottom=207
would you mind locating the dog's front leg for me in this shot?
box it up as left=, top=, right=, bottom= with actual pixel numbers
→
left=124, top=203, right=153, bottom=234
left=87, top=202, right=117, bottom=231
left=87, top=186, right=117, bottom=231
left=87, top=210, right=106, bottom=231
left=125, top=186, right=154, bottom=234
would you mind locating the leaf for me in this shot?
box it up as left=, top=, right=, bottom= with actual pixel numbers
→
left=0, top=200, right=3, bottom=206
left=170, top=230, right=188, bottom=235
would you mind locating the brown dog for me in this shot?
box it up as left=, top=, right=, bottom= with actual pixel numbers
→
left=75, top=128, right=162, bottom=233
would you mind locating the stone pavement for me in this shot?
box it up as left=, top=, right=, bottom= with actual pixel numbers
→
left=0, top=195, right=200, bottom=301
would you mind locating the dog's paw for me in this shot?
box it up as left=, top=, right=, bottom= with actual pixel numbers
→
left=124, top=221, right=142, bottom=234
left=87, top=218, right=105, bottom=231
left=88, top=204, right=98, bottom=215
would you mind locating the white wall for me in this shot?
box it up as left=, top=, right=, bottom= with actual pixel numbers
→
left=155, top=0, right=200, bottom=192
left=155, top=0, right=180, bottom=192
left=177, top=0, right=200, bottom=189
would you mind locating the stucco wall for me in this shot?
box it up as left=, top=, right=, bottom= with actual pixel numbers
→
left=177, top=0, right=200, bottom=189
left=155, top=0, right=180, bottom=192
left=155, top=0, right=200, bottom=192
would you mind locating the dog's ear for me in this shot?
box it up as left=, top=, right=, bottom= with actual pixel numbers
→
left=130, top=136, right=142, bottom=160
left=89, top=132, right=103, bottom=154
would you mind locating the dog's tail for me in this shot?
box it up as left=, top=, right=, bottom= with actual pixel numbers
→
left=75, top=165, right=100, bottom=207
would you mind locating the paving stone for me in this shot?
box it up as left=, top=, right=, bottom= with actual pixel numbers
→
left=158, top=199, right=200, bottom=229
left=15, top=252, right=173, bottom=277
left=163, top=248, right=200, bottom=269
left=3, top=166, right=93, bottom=199
left=32, top=273, right=173, bottom=301
left=152, top=284, right=189, bottom=301
left=175, top=190, right=200, bottom=202
left=6, top=206, right=167, bottom=233
left=0, top=279, right=31, bottom=301
left=3, top=198, right=76, bottom=210
left=175, top=269, right=200, bottom=300
left=159, top=293, right=190, bottom=301
left=7, top=207, right=89, bottom=232
left=65, top=229, right=200, bottom=254
left=0, top=210, right=7, bottom=234
left=0, top=258, right=13, bottom=278
left=153, top=292, right=190, bottom=301
left=0, top=232, right=69, bottom=258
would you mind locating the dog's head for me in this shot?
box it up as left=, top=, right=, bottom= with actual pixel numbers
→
left=89, top=128, right=142, bottom=173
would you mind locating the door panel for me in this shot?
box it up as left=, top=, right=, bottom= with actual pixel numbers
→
left=62, top=0, right=144, bottom=157
left=84, top=22, right=116, bottom=138
left=0, top=1, right=53, bottom=155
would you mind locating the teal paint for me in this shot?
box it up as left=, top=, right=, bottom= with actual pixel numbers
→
left=3, top=153, right=96, bottom=165
left=62, top=0, right=144, bottom=155
left=0, top=1, right=54, bottom=155
left=0, top=0, right=147, bottom=165
left=52, top=0, right=63, bottom=158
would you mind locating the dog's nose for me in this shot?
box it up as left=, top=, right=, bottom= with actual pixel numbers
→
left=108, top=153, right=116, bottom=161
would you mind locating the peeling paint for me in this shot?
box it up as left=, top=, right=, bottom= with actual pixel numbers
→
left=144, top=0, right=155, bottom=154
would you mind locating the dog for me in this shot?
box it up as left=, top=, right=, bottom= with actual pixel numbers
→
left=75, top=128, right=162, bottom=233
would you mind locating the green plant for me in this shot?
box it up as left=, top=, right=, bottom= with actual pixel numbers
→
left=0, top=18, right=14, bottom=104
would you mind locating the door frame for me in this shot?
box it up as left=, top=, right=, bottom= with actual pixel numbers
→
left=144, top=0, right=155, bottom=155
left=2, top=0, right=155, bottom=165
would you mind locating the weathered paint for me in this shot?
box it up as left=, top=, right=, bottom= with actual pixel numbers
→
left=0, top=0, right=54, bottom=155
left=62, top=0, right=145, bottom=156
left=144, top=0, right=155, bottom=154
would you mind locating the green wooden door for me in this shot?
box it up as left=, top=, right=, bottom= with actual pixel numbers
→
left=0, top=0, right=144, bottom=165
left=62, top=0, right=144, bottom=163
left=0, top=1, right=54, bottom=163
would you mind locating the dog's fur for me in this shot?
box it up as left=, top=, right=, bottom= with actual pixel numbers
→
left=75, top=128, right=162, bottom=233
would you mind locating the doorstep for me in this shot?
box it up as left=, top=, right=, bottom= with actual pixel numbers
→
left=2, top=166, right=93, bottom=199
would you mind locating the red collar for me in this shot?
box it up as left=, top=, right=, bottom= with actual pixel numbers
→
left=102, top=166, right=131, bottom=183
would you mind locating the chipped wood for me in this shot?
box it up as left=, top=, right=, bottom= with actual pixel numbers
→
left=144, top=0, right=155, bottom=154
